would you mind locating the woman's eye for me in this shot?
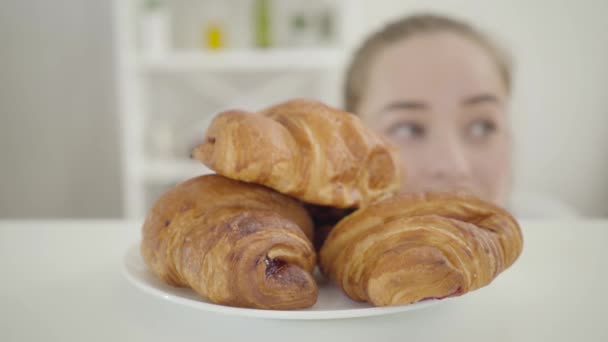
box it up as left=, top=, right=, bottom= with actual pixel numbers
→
left=467, top=119, right=496, bottom=139
left=387, top=122, right=425, bottom=140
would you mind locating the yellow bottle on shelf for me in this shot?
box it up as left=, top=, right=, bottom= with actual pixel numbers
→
left=204, top=22, right=224, bottom=50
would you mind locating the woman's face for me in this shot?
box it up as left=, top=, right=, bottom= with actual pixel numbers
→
left=359, top=32, right=511, bottom=206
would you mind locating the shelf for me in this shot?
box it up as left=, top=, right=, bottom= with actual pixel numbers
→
left=143, top=159, right=214, bottom=183
left=137, top=48, right=344, bottom=72
left=116, top=0, right=352, bottom=218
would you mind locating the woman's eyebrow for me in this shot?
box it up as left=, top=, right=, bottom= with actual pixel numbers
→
left=380, top=100, right=428, bottom=114
left=462, top=94, right=502, bottom=106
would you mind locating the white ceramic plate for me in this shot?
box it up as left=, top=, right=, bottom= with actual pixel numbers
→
left=122, top=244, right=447, bottom=320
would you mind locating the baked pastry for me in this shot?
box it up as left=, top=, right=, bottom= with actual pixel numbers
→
left=192, top=98, right=401, bottom=208
left=319, top=192, right=523, bottom=306
left=141, top=174, right=318, bottom=309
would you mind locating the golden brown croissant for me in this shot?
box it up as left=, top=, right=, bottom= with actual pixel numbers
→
left=141, top=174, right=318, bottom=309
left=319, top=192, right=523, bottom=306
left=192, top=99, right=401, bottom=208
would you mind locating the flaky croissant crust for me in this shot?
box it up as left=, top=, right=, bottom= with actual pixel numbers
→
left=141, top=175, right=318, bottom=309
left=320, top=192, right=523, bottom=306
left=192, top=99, right=401, bottom=208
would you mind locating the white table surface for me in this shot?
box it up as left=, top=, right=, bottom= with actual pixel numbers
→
left=1, top=219, right=607, bottom=342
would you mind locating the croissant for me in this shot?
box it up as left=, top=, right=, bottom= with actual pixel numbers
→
left=141, top=174, right=318, bottom=309
left=319, top=192, right=523, bottom=306
left=192, top=98, right=401, bottom=208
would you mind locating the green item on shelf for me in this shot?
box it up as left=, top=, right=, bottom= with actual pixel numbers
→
left=254, top=0, right=272, bottom=48
left=143, top=0, right=162, bottom=11
left=292, top=13, right=307, bottom=31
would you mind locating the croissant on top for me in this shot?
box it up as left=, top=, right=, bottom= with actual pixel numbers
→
left=141, top=175, right=318, bottom=310
left=192, top=99, right=402, bottom=208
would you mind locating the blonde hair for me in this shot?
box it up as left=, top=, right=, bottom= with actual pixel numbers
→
left=344, top=13, right=512, bottom=114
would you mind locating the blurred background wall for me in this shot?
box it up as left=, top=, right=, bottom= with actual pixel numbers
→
left=0, top=0, right=607, bottom=218
left=0, top=0, right=121, bottom=218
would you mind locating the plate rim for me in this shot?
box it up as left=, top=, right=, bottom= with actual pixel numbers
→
left=121, top=244, right=445, bottom=320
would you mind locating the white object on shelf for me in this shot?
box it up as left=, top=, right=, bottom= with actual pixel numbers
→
left=138, top=48, right=344, bottom=72
left=139, top=3, right=171, bottom=56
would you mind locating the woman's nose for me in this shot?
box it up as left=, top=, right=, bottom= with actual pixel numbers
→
left=427, top=132, right=471, bottom=182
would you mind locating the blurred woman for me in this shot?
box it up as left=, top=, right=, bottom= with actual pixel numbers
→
left=345, top=13, right=577, bottom=217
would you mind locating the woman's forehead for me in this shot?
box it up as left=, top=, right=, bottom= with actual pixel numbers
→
left=366, top=32, right=507, bottom=103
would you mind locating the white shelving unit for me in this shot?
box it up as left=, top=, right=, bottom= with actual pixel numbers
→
left=139, top=48, right=343, bottom=71
left=113, top=0, right=350, bottom=218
